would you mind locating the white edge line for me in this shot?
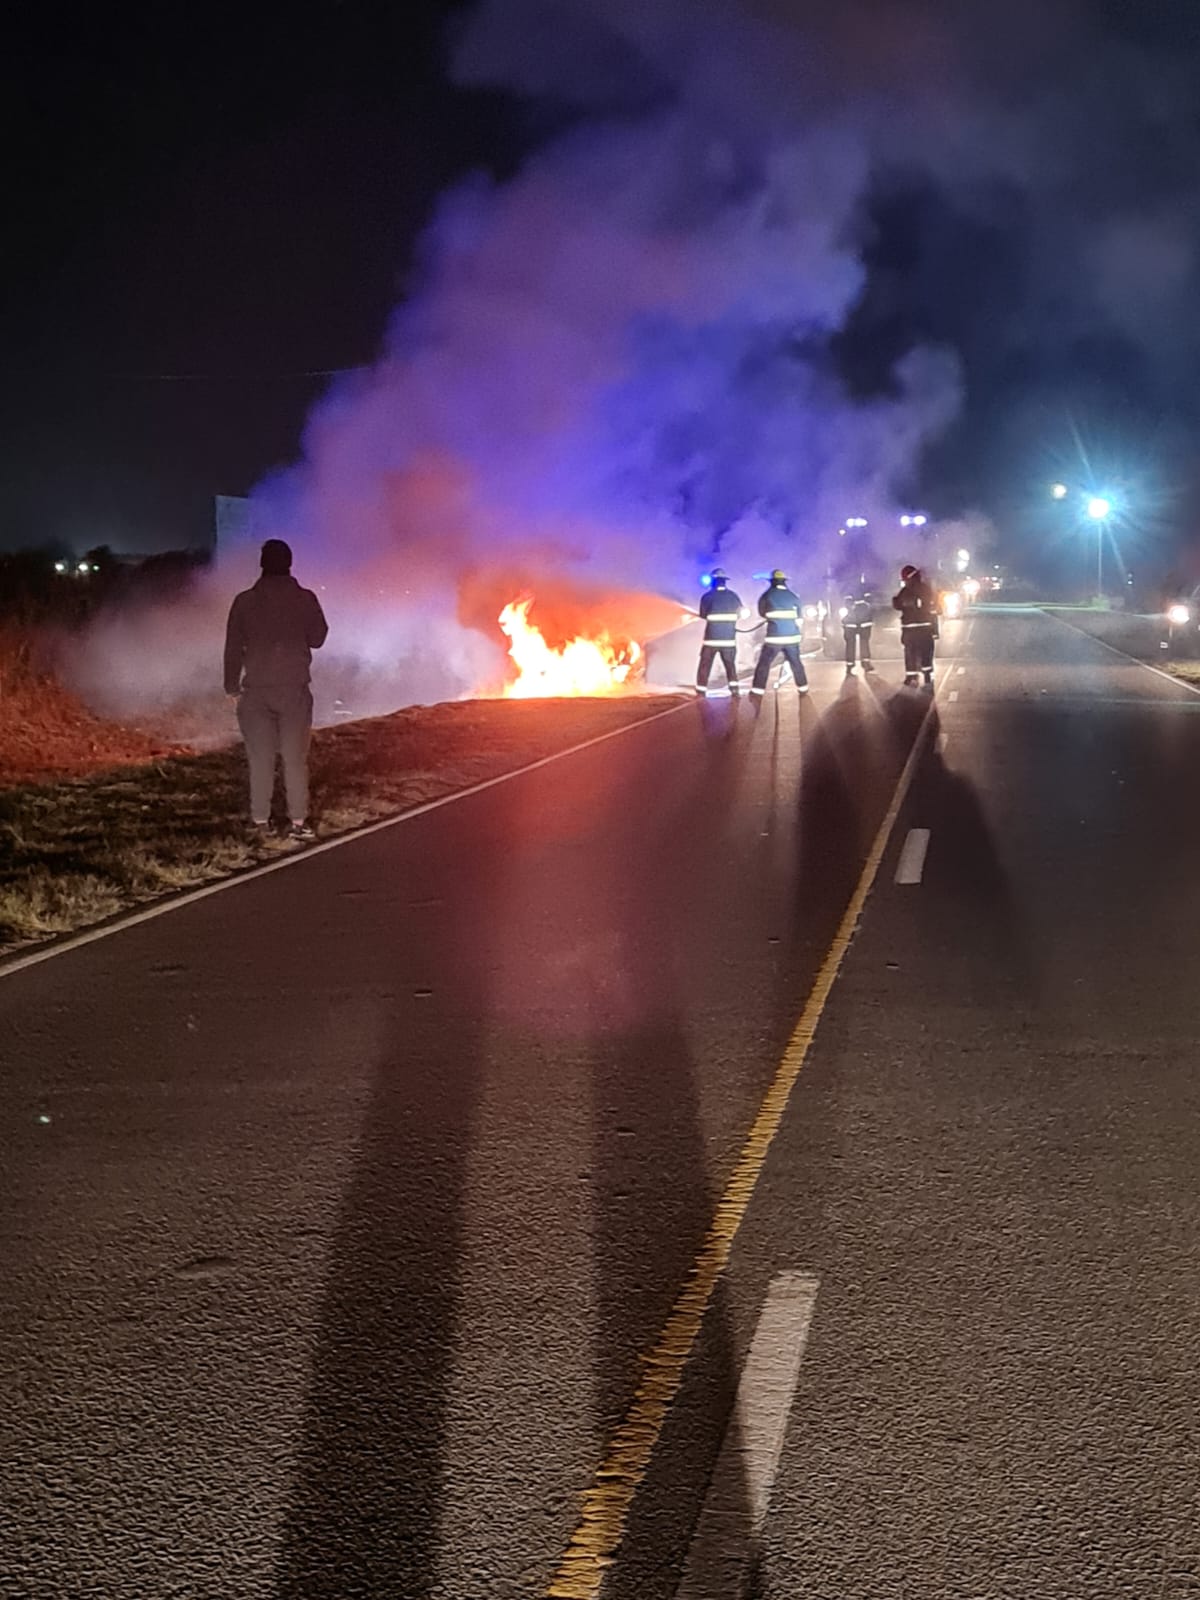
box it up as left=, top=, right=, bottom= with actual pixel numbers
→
left=0, top=699, right=691, bottom=982
left=948, top=689, right=959, bottom=702
left=674, top=1272, right=820, bottom=1600
left=1042, top=609, right=1200, bottom=698
left=894, top=826, right=931, bottom=885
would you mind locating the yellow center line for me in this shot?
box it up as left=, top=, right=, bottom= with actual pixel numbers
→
left=545, top=665, right=947, bottom=1599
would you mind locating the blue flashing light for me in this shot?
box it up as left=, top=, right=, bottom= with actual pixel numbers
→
left=700, top=572, right=713, bottom=588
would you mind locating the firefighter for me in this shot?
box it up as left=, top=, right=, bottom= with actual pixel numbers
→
left=843, top=590, right=875, bottom=675
left=893, top=563, right=937, bottom=686
left=750, top=569, right=809, bottom=696
left=695, top=569, right=743, bottom=696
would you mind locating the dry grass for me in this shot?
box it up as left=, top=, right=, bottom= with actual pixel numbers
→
left=1163, top=659, right=1200, bottom=685
left=0, top=695, right=683, bottom=953
left=0, top=624, right=185, bottom=785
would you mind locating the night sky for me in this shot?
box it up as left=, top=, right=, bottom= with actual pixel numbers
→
left=1, top=1, right=519, bottom=553
left=7, top=0, right=1200, bottom=583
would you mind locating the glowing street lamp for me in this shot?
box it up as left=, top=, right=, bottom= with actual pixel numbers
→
left=1085, top=495, right=1113, bottom=597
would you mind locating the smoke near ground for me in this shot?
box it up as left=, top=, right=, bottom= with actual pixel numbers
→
left=68, top=0, right=1200, bottom=721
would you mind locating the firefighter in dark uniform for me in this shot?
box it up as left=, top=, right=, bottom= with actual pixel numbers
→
left=695, top=568, right=743, bottom=695
left=842, top=591, right=875, bottom=675
left=893, top=563, right=937, bottom=686
left=750, top=569, right=809, bottom=696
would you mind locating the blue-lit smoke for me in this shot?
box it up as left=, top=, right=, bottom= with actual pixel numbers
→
left=240, top=0, right=965, bottom=698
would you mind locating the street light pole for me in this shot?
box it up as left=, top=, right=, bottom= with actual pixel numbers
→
left=1085, top=497, right=1112, bottom=600
left=1052, top=486, right=1117, bottom=603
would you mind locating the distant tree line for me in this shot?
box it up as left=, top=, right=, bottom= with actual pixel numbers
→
left=0, top=547, right=212, bottom=628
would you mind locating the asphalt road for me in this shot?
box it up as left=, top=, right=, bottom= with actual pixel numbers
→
left=2, top=609, right=1198, bottom=1597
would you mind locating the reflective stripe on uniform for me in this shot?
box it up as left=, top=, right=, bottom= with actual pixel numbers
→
left=705, top=612, right=739, bottom=621
left=764, top=609, right=799, bottom=619
left=901, top=621, right=934, bottom=629
left=700, top=640, right=736, bottom=649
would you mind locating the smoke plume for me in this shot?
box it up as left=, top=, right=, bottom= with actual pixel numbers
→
left=76, top=0, right=1200, bottom=718
left=227, top=0, right=976, bottom=706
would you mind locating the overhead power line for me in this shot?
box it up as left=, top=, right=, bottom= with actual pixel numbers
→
left=119, top=366, right=365, bottom=382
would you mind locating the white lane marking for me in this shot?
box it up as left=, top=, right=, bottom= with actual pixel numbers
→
left=937, top=731, right=951, bottom=754
left=895, top=827, right=931, bottom=884
left=956, top=665, right=966, bottom=675
left=948, top=689, right=959, bottom=702
left=1041, top=610, right=1200, bottom=698
left=674, top=1273, right=820, bottom=1600
left=0, top=700, right=692, bottom=982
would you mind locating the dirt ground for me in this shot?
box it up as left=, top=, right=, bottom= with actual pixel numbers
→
left=0, top=670, right=188, bottom=786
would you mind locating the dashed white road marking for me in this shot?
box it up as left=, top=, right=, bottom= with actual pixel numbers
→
left=948, top=689, right=959, bottom=702
left=674, top=1273, right=820, bottom=1600
left=895, top=827, right=931, bottom=884
left=956, top=665, right=966, bottom=675
left=937, top=731, right=951, bottom=754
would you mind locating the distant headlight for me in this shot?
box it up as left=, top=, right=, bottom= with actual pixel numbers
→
left=1167, top=604, right=1191, bottom=627
left=838, top=605, right=849, bottom=620
left=802, top=604, right=818, bottom=621
left=941, top=591, right=963, bottom=618
left=962, top=577, right=981, bottom=599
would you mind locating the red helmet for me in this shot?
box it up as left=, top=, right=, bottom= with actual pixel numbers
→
left=900, top=564, right=919, bottom=581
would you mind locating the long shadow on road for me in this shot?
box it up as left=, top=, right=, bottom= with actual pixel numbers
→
left=275, top=706, right=763, bottom=1600
left=604, top=687, right=937, bottom=1596
left=586, top=701, right=757, bottom=1600
left=273, top=801, right=507, bottom=1597
left=273, top=686, right=973, bottom=1599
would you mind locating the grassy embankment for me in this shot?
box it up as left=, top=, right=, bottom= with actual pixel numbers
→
left=0, top=695, right=683, bottom=954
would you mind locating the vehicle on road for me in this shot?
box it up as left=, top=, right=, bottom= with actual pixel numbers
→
left=1161, top=585, right=1200, bottom=656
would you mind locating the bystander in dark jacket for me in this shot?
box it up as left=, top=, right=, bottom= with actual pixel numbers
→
left=224, top=539, right=328, bottom=839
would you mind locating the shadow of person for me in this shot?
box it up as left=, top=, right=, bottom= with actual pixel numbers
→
left=568, top=726, right=760, bottom=1599
left=273, top=793, right=511, bottom=1597
left=767, top=682, right=903, bottom=1036
left=908, top=718, right=1038, bottom=1005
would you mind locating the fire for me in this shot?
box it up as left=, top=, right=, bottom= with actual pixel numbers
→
left=498, top=596, right=642, bottom=697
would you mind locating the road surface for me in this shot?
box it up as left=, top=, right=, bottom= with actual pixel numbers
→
left=2, top=609, right=1199, bottom=1598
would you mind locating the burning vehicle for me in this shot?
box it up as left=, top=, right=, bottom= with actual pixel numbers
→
left=497, top=596, right=643, bottom=696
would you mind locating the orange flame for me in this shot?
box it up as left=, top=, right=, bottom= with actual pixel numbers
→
left=498, top=596, right=642, bottom=698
